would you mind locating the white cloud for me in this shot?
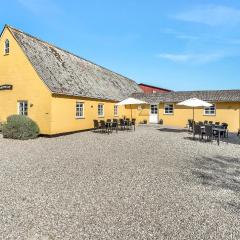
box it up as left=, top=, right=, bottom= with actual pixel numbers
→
left=157, top=53, right=224, bottom=64
left=174, top=5, right=240, bottom=26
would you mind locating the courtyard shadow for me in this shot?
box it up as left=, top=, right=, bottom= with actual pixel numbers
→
left=192, top=155, right=240, bottom=192
left=192, top=155, right=240, bottom=211
left=158, top=128, right=189, bottom=133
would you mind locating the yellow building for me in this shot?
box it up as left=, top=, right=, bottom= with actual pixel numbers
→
left=131, top=92, right=240, bottom=132
left=0, top=25, right=240, bottom=135
left=0, top=25, right=142, bottom=135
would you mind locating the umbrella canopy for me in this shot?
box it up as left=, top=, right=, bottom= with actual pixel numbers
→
left=116, top=98, right=147, bottom=120
left=177, top=98, right=212, bottom=107
left=177, top=98, right=212, bottom=133
left=116, top=98, right=147, bottom=106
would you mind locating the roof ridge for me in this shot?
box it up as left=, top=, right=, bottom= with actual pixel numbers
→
left=7, top=25, right=137, bottom=84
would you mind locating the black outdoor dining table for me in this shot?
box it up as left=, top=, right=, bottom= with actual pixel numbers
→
left=201, top=126, right=226, bottom=145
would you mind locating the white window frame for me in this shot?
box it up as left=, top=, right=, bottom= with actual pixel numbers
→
left=204, top=103, right=216, bottom=116
left=98, top=104, right=104, bottom=117
left=114, top=105, right=118, bottom=116
left=150, top=105, right=158, bottom=114
left=164, top=103, right=174, bottom=115
left=4, top=39, right=9, bottom=55
left=76, top=102, right=84, bottom=118
left=18, top=101, right=28, bottom=116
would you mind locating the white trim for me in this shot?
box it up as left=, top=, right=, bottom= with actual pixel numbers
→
left=18, top=101, right=28, bottom=116
left=164, top=103, right=174, bottom=115
left=114, top=105, right=118, bottom=116
left=76, top=102, right=84, bottom=118
left=4, top=39, right=9, bottom=55
left=98, top=103, right=104, bottom=117
left=203, top=103, right=216, bottom=116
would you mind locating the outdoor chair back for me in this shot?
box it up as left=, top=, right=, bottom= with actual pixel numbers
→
left=204, top=120, right=208, bottom=125
left=198, top=121, right=204, bottom=126
left=93, top=120, right=99, bottom=129
left=188, top=119, right=193, bottom=131
left=193, top=124, right=202, bottom=139
left=215, top=122, right=220, bottom=125
left=204, top=125, right=213, bottom=141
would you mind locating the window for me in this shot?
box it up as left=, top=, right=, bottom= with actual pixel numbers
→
left=98, top=104, right=104, bottom=117
left=150, top=105, right=158, bottom=114
left=18, top=101, right=28, bottom=116
left=4, top=39, right=9, bottom=55
left=204, top=104, right=216, bottom=115
left=114, top=105, right=118, bottom=116
left=164, top=104, right=174, bottom=114
left=76, top=102, right=84, bottom=118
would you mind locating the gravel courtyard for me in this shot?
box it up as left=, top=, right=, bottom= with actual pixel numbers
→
left=0, top=125, right=240, bottom=240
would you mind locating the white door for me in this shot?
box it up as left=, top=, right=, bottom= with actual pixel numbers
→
left=149, top=105, right=158, bottom=123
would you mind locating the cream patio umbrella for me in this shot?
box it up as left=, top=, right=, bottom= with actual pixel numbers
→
left=177, top=98, right=212, bottom=126
left=116, top=98, right=147, bottom=120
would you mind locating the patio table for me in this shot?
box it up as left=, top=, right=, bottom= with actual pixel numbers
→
left=200, top=125, right=226, bottom=145
left=212, top=127, right=226, bottom=146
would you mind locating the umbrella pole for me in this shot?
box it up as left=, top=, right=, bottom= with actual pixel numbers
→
left=131, top=104, right=132, bottom=121
left=193, top=107, right=195, bottom=137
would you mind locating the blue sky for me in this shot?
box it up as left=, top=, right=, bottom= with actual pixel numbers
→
left=1, top=0, right=240, bottom=91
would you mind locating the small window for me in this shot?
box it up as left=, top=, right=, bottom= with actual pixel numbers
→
left=18, top=101, right=28, bottom=116
left=151, top=105, right=158, bottom=114
left=204, top=104, right=216, bottom=115
left=164, top=103, right=174, bottom=114
left=4, top=39, right=9, bottom=55
left=114, top=105, right=118, bottom=116
left=98, top=104, right=104, bottom=117
left=76, top=102, right=84, bottom=118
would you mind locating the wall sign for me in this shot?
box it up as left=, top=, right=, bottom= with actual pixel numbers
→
left=0, top=84, right=13, bottom=90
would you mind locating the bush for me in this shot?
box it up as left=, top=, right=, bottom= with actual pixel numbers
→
left=2, top=115, right=39, bottom=140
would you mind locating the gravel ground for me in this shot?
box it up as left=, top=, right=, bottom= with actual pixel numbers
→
left=0, top=125, right=240, bottom=240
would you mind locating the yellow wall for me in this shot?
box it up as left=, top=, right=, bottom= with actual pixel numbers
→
left=158, top=102, right=240, bottom=132
left=0, top=27, right=52, bottom=134
left=50, top=94, right=126, bottom=135
left=129, top=102, right=240, bottom=132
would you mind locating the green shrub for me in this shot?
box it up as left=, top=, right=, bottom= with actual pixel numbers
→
left=2, top=115, right=39, bottom=140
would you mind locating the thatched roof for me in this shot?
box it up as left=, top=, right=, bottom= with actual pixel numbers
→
left=8, top=26, right=142, bottom=101
left=132, top=90, right=240, bottom=104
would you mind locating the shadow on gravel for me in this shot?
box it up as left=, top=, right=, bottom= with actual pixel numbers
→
left=192, top=155, right=240, bottom=192
left=192, top=155, right=240, bottom=212
left=184, top=134, right=240, bottom=145
left=158, top=128, right=189, bottom=133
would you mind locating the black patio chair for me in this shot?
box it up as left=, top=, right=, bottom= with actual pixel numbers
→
left=193, top=124, right=202, bottom=140
left=131, top=119, right=136, bottom=131
left=99, top=120, right=107, bottom=133
left=119, top=119, right=126, bottom=130
left=198, top=121, right=204, bottom=126
left=209, top=121, right=213, bottom=125
left=188, top=119, right=193, bottom=132
left=221, top=123, right=229, bottom=138
left=93, top=120, right=99, bottom=132
left=204, top=120, right=208, bottom=125
left=204, top=125, right=213, bottom=142
left=215, top=122, right=220, bottom=125
left=111, top=120, right=118, bottom=133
